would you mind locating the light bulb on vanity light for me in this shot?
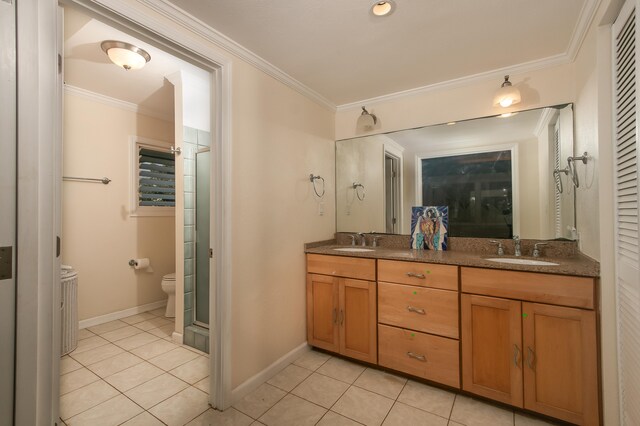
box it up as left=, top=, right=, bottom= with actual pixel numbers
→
left=493, top=75, right=521, bottom=108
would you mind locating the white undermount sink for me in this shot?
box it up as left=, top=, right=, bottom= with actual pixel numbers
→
left=333, top=247, right=375, bottom=252
left=485, top=258, right=559, bottom=266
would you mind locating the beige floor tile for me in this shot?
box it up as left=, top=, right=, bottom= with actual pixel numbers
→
left=122, top=312, right=157, bottom=325
left=60, top=368, right=100, bottom=395
left=149, top=307, right=168, bottom=317
left=382, top=402, right=448, bottom=426
left=187, top=408, right=253, bottom=426
left=77, top=328, right=95, bottom=341
left=86, top=352, right=144, bottom=378
left=101, top=325, right=145, bottom=342
left=121, top=411, right=165, bottom=426
left=70, top=343, right=124, bottom=366
left=133, top=317, right=173, bottom=331
left=66, top=394, right=143, bottom=426
left=148, top=324, right=175, bottom=339
left=259, top=394, right=326, bottom=426
left=194, top=376, right=210, bottom=394
left=251, top=423, right=266, bottom=426
left=184, top=345, right=209, bottom=357
left=131, top=339, right=179, bottom=360
left=267, top=364, right=312, bottom=392
left=70, top=335, right=109, bottom=354
left=317, top=411, right=362, bottom=426
left=170, top=356, right=209, bottom=384
left=293, top=350, right=331, bottom=371
left=332, top=386, right=394, bottom=426
left=60, top=356, right=83, bottom=375
left=59, top=380, right=120, bottom=420
left=354, top=368, right=407, bottom=399
left=291, top=373, right=349, bottom=409
left=149, top=347, right=200, bottom=371
left=316, top=357, right=366, bottom=384
left=450, top=395, right=514, bottom=426
left=233, top=383, right=287, bottom=419
left=124, top=373, right=189, bottom=409
left=514, top=413, right=561, bottom=425
left=397, top=380, right=456, bottom=418
left=104, top=361, right=164, bottom=392
left=148, top=386, right=210, bottom=426
left=87, top=320, right=128, bottom=335
left=448, top=422, right=464, bottom=426
left=115, top=332, right=160, bottom=351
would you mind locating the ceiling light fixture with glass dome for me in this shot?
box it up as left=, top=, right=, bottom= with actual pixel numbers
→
left=101, top=40, right=151, bottom=71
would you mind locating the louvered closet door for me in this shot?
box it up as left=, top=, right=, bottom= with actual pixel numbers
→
left=613, top=2, right=640, bottom=424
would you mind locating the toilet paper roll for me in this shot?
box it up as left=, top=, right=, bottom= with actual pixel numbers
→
left=133, top=258, right=151, bottom=270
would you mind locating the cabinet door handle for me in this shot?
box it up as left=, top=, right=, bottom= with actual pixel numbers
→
left=332, top=308, right=337, bottom=325
left=339, top=310, right=344, bottom=325
left=406, top=272, right=426, bottom=279
left=526, top=346, right=536, bottom=371
left=513, top=344, right=520, bottom=367
left=406, top=351, right=426, bottom=362
left=406, top=306, right=426, bottom=315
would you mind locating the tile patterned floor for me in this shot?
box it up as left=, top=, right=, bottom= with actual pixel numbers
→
left=61, top=311, right=560, bottom=425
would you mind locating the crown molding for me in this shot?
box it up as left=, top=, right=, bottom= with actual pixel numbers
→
left=64, top=84, right=174, bottom=122
left=566, top=0, right=601, bottom=62
left=533, top=107, right=558, bottom=138
left=137, top=0, right=336, bottom=111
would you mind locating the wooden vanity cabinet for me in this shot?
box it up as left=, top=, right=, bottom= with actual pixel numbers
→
left=306, top=255, right=377, bottom=363
left=461, top=267, right=599, bottom=426
left=377, top=259, right=460, bottom=388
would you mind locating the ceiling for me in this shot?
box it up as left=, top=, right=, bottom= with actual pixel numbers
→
left=64, top=6, right=208, bottom=120
left=168, top=0, right=594, bottom=106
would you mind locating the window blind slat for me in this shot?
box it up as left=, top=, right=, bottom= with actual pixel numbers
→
left=138, top=146, right=175, bottom=207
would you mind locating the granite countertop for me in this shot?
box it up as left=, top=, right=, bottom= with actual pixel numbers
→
left=305, top=243, right=600, bottom=278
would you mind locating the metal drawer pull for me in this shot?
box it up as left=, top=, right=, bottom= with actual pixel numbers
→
left=513, top=344, right=520, bottom=367
left=406, top=272, right=426, bottom=279
left=406, top=351, right=426, bottom=361
left=526, top=346, right=536, bottom=370
left=339, top=310, right=344, bottom=325
left=406, top=306, right=426, bottom=315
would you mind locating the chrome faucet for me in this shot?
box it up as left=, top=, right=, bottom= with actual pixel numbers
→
left=357, top=232, right=366, bottom=247
left=513, top=235, right=521, bottom=256
left=371, top=235, right=383, bottom=247
left=489, top=240, right=505, bottom=256
left=532, top=242, right=548, bottom=258
left=348, top=234, right=357, bottom=246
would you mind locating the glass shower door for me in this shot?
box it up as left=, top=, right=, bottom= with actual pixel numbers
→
left=194, top=149, right=210, bottom=326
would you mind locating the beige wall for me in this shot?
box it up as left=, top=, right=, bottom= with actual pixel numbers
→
left=62, top=93, right=176, bottom=320
left=230, top=58, right=335, bottom=388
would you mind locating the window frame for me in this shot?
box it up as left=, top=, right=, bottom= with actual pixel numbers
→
left=129, top=136, right=176, bottom=217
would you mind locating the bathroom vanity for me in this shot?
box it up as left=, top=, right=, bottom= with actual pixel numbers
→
left=305, top=239, right=600, bottom=426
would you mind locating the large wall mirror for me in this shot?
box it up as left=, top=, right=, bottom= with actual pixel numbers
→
left=336, top=104, right=577, bottom=240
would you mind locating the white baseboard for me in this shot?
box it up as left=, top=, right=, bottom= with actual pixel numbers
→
left=230, top=342, right=310, bottom=404
left=172, top=332, right=184, bottom=344
left=79, top=300, right=167, bottom=329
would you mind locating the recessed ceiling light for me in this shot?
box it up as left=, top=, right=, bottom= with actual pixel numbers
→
left=372, top=1, right=394, bottom=17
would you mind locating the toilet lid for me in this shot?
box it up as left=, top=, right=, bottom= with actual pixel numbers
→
left=163, top=273, right=176, bottom=281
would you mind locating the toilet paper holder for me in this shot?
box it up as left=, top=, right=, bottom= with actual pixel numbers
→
left=128, top=259, right=138, bottom=267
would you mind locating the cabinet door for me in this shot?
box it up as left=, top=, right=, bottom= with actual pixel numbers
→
left=462, top=294, right=523, bottom=407
left=306, top=274, right=339, bottom=352
left=522, top=303, right=598, bottom=425
left=340, top=278, right=377, bottom=363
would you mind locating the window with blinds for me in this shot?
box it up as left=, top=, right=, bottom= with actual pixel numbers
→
left=129, top=137, right=176, bottom=216
left=138, top=147, right=175, bottom=207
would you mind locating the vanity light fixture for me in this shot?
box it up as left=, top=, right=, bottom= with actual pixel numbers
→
left=493, top=75, right=521, bottom=108
left=360, top=106, right=378, bottom=128
left=372, top=1, right=394, bottom=16
left=101, top=40, right=151, bottom=71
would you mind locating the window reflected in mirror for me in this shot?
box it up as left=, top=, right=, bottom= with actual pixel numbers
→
left=421, top=150, right=512, bottom=238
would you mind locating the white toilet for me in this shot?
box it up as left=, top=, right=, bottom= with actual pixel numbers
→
left=161, top=273, right=176, bottom=318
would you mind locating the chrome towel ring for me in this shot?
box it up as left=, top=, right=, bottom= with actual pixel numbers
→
left=353, top=182, right=365, bottom=201
left=309, top=174, right=325, bottom=197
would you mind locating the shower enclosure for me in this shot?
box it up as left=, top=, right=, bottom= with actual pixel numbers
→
left=194, top=149, right=210, bottom=326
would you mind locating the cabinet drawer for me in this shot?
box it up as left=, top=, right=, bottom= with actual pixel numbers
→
left=378, top=324, right=460, bottom=388
left=461, top=267, right=595, bottom=309
left=378, top=259, right=458, bottom=290
left=378, top=282, right=459, bottom=338
left=307, top=254, right=376, bottom=281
